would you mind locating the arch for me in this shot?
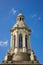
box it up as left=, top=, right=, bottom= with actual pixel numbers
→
left=25, top=35, right=28, bottom=48
left=20, top=17, right=21, bottom=21
left=19, top=34, right=22, bottom=48
left=14, top=35, right=16, bottom=48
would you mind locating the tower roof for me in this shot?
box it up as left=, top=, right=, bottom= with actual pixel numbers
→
left=10, top=13, right=31, bottom=32
left=17, top=13, right=24, bottom=17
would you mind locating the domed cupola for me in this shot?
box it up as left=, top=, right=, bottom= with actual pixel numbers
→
left=17, top=13, right=24, bottom=22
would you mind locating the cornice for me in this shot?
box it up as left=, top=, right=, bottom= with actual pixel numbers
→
left=10, top=27, right=31, bottom=32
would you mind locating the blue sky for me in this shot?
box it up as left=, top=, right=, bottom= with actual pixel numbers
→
left=0, top=0, right=43, bottom=64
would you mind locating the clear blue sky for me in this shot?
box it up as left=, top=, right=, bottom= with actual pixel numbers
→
left=0, top=0, right=43, bottom=64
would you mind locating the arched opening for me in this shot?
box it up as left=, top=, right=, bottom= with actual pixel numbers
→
left=25, top=35, right=27, bottom=48
left=20, top=17, right=21, bottom=21
left=19, top=34, right=22, bottom=48
left=14, top=35, right=16, bottom=48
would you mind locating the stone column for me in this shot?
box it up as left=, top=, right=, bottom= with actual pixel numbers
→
left=16, top=31, right=19, bottom=47
left=27, top=35, right=31, bottom=53
left=14, top=31, right=19, bottom=53
left=10, top=33, right=14, bottom=50
left=27, top=35, right=30, bottom=49
left=23, top=33, right=27, bottom=52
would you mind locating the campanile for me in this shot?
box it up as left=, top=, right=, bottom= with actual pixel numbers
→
left=2, top=13, right=40, bottom=64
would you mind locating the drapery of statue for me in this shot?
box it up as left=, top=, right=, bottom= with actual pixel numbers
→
left=2, top=13, right=40, bottom=64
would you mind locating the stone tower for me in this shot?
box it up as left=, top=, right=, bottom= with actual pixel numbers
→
left=2, top=13, right=40, bottom=64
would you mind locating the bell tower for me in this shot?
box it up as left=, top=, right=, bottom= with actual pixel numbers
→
left=2, top=13, right=40, bottom=64
left=10, top=13, right=31, bottom=54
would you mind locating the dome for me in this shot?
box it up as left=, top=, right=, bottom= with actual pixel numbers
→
left=17, top=13, right=24, bottom=17
left=10, top=13, right=31, bottom=32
